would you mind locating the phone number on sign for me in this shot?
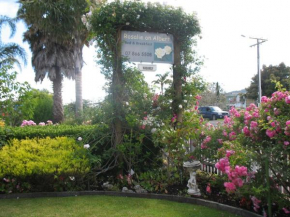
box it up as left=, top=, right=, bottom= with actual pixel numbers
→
left=124, top=51, right=152, bottom=57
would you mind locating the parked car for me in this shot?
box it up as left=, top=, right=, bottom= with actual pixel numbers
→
left=198, top=106, right=229, bottom=120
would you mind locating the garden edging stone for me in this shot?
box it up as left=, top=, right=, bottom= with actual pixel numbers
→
left=0, top=191, right=262, bottom=217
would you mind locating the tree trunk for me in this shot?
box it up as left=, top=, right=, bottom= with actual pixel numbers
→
left=52, top=67, right=64, bottom=123
left=75, top=68, right=83, bottom=118
left=173, top=39, right=182, bottom=123
left=74, top=43, right=83, bottom=118
left=112, top=30, right=124, bottom=147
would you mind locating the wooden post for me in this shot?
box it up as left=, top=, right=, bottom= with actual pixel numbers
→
left=173, top=38, right=182, bottom=124
left=112, top=29, right=124, bottom=147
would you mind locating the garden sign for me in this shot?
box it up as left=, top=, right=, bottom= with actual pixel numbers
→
left=121, top=30, right=174, bottom=64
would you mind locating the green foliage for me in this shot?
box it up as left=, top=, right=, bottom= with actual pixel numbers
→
left=246, top=62, right=290, bottom=100
left=0, top=64, right=33, bottom=126
left=0, top=137, right=90, bottom=192
left=31, top=89, right=53, bottom=124
left=199, top=82, right=227, bottom=109
left=0, top=15, right=27, bottom=69
left=0, top=124, right=96, bottom=146
left=64, top=99, right=98, bottom=125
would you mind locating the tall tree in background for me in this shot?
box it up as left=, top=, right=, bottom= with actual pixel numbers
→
left=0, top=16, right=27, bottom=68
left=246, top=63, right=290, bottom=100
left=22, top=28, right=74, bottom=123
left=215, top=82, right=220, bottom=103
left=152, top=72, right=172, bottom=95
left=18, top=0, right=94, bottom=121
left=199, top=82, right=227, bottom=109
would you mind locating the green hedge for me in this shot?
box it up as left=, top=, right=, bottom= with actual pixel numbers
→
left=0, top=137, right=90, bottom=193
left=0, top=125, right=96, bottom=146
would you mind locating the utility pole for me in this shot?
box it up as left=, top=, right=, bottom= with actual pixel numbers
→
left=241, top=35, right=267, bottom=104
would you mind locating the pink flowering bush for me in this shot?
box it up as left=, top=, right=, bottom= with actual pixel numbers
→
left=193, top=87, right=290, bottom=216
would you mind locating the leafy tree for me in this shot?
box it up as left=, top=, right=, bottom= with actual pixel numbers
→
left=246, top=62, right=290, bottom=100
left=199, top=82, right=227, bottom=109
left=0, top=16, right=27, bottom=69
left=18, top=0, right=100, bottom=122
left=152, top=72, right=172, bottom=95
left=31, top=89, right=53, bottom=124
left=0, top=63, right=32, bottom=126
left=90, top=0, right=201, bottom=146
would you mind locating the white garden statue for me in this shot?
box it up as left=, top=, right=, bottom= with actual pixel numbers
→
left=183, top=160, right=201, bottom=196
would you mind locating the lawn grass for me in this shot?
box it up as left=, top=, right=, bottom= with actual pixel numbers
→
left=0, top=195, right=240, bottom=217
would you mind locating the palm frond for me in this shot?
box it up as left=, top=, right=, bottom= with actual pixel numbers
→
left=0, top=16, right=17, bottom=39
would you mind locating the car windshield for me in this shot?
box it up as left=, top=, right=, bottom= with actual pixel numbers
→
left=211, top=106, right=222, bottom=112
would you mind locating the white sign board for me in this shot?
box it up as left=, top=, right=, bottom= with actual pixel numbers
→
left=138, top=64, right=157, bottom=71
left=121, top=31, right=174, bottom=64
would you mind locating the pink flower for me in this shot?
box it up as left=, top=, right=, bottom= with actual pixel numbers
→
left=261, top=96, right=269, bottom=103
left=284, top=141, right=289, bottom=146
left=285, top=95, right=290, bottom=104
left=206, top=183, right=211, bottom=194
left=251, top=196, right=261, bottom=212
left=195, top=95, right=202, bottom=100
left=223, top=130, right=228, bottom=137
left=266, top=129, right=276, bottom=138
left=39, top=122, right=45, bottom=126
left=204, top=136, right=211, bottom=143
left=229, top=131, right=236, bottom=140
left=235, top=166, right=248, bottom=176
left=243, top=126, right=250, bottom=136
left=224, top=182, right=236, bottom=193
left=171, top=114, right=177, bottom=123
left=217, top=139, right=223, bottom=144
left=250, top=121, right=258, bottom=129
left=286, top=120, right=290, bottom=126
left=215, top=157, right=229, bottom=172
left=283, top=208, right=290, bottom=214
left=233, top=177, right=244, bottom=187
left=226, top=150, right=235, bottom=158
left=152, top=94, right=159, bottom=101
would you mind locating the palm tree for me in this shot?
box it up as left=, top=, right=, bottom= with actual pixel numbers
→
left=152, top=72, right=172, bottom=94
left=23, top=27, right=74, bottom=123
left=18, top=0, right=91, bottom=121
left=0, top=16, right=27, bottom=69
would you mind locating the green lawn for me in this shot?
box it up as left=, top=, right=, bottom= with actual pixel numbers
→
left=0, top=195, right=240, bottom=217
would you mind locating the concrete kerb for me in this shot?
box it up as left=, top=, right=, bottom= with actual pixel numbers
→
left=0, top=191, right=261, bottom=217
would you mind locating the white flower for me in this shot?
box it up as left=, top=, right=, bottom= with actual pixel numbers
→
left=81, top=15, right=87, bottom=25
left=126, top=22, right=130, bottom=25
left=184, top=100, right=187, bottom=103
left=137, top=14, right=140, bottom=19
left=164, top=45, right=172, bottom=55
left=84, top=144, right=90, bottom=149
left=78, top=137, right=82, bottom=141
left=143, top=93, right=147, bottom=99
left=155, top=48, right=166, bottom=59
left=151, top=128, right=157, bottom=133
left=179, top=105, right=183, bottom=109
left=125, top=102, right=129, bottom=106
left=69, top=176, right=75, bottom=181
left=130, top=169, right=135, bottom=175
left=99, top=24, right=101, bottom=26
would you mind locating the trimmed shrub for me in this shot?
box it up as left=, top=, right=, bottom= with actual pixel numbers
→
left=0, top=124, right=96, bottom=147
left=0, top=137, right=90, bottom=193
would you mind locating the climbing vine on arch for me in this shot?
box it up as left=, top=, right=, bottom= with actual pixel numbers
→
left=89, top=0, right=201, bottom=146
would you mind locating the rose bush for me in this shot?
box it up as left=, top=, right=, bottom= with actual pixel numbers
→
left=193, top=86, right=290, bottom=216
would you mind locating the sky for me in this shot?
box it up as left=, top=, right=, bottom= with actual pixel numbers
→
left=1, top=0, right=290, bottom=104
